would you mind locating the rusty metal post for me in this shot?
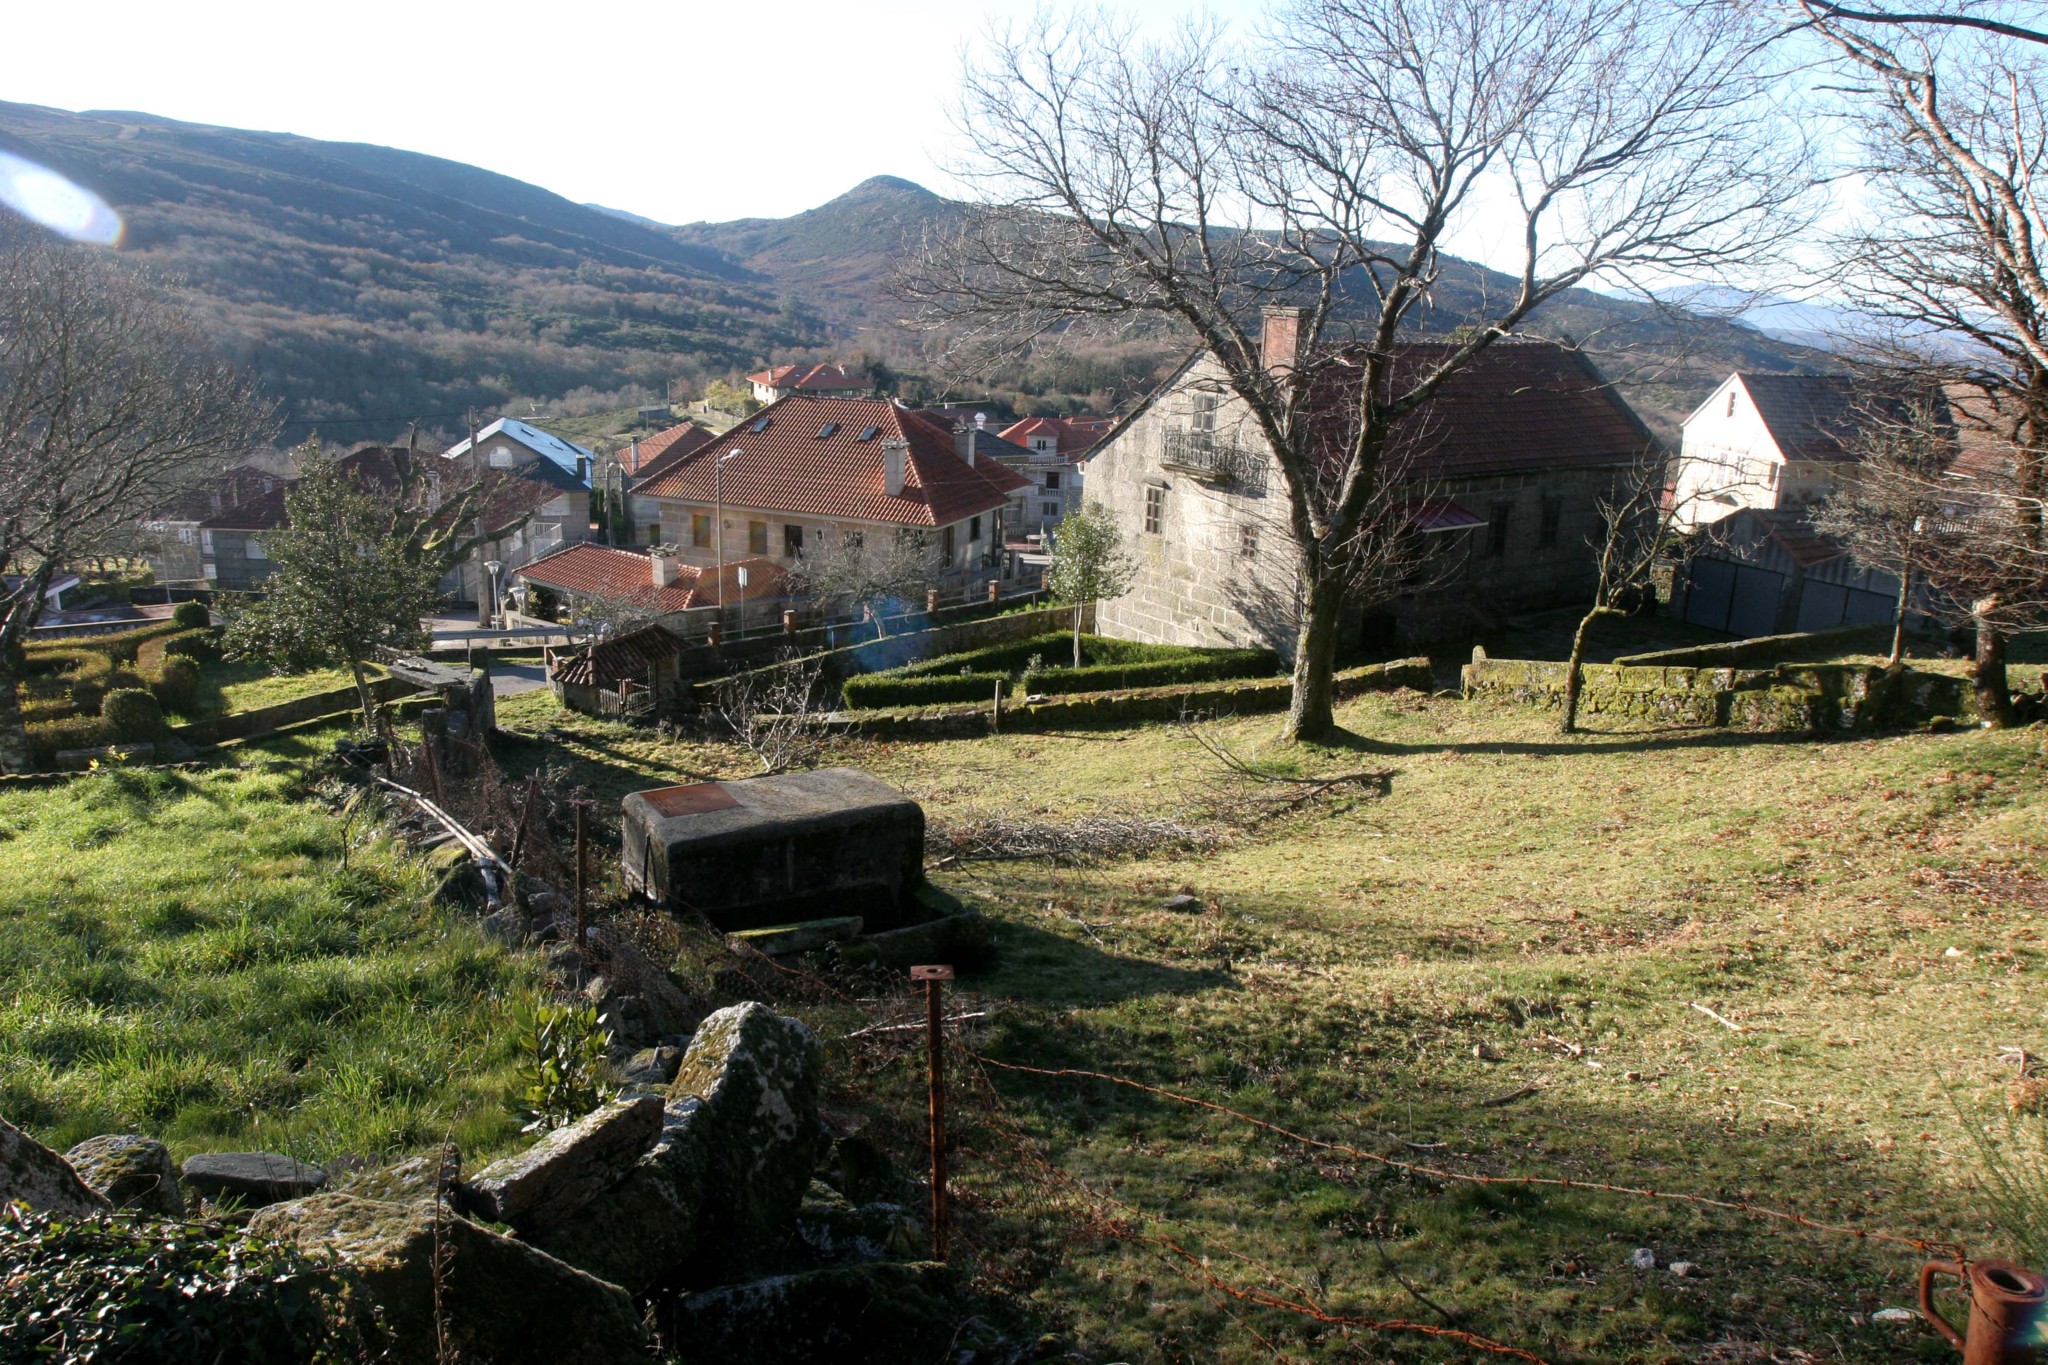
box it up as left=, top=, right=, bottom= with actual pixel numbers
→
left=911, top=964, right=955, bottom=1259
left=508, top=774, right=540, bottom=870
left=926, top=587, right=940, bottom=615
left=573, top=800, right=590, bottom=949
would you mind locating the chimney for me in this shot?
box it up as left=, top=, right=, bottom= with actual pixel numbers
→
left=975, top=412, right=987, bottom=431
left=628, top=438, right=640, bottom=473
left=1261, top=305, right=1305, bottom=382
left=883, top=439, right=909, bottom=496
left=954, top=425, right=975, bottom=463
left=650, top=546, right=677, bottom=588
left=577, top=454, right=591, bottom=485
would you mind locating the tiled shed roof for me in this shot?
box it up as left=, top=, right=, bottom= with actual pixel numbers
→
left=552, top=623, right=684, bottom=688
left=515, top=543, right=784, bottom=613
left=636, top=395, right=1029, bottom=527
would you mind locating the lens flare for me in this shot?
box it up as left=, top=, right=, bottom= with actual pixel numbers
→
left=0, top=149, right=121, bottom=245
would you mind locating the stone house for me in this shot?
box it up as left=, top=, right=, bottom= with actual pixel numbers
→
left=996, top=415, right=1110, bottom=541
left=1669, top=373, right=1860, bottom=530
left=1084, top=311, right=1655, bottom=657
left=747, top=363, right=867, bottom=405
left=439, top=418, right=597, bottom=606
left=633, top=394, right=1031, bottom=593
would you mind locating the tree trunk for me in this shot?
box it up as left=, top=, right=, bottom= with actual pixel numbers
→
left=0, top=664, right=33, bottom=774
left=1973, top=600, right=2013, bottom=727
left=1072, top=603, right=1084, bottom=669
left=1887, top=566, right=1912, bottom=669
left=1281, top=570, right=1346, bottom=742
left=1561, top=608, right=1602, bottom=735
left=348, top=656, right=379, bottom=733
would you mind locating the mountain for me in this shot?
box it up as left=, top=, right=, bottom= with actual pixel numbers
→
left=0, top=101, right=1828, bottom=444
left=0, top=100, right=815, bottom=440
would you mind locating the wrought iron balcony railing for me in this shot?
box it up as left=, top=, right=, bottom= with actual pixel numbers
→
left=1159, top=427, right=1267, bottom=493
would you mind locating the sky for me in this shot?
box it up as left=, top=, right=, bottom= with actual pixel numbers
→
left=9, top=0, right=1264, bottom=225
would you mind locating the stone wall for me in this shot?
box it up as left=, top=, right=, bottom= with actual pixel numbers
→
left=170, top=675, right=419, bottom=748
left=1461, top=656, right=1975, bottom=731
left=1613, top=624, right=1879, bottom=668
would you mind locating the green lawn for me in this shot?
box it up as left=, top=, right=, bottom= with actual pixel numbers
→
left=177, top=659, right=371, bottom=722
left=0, top=726, right=541, bottom=1166
left=496, top=684, right=2048, bottom=1362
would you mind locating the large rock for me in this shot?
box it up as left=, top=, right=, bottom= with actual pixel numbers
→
left=464, top=1095, right=663, bottom=1233
left=248, top=1193, right=648, bottom=1365
left=794, top=1180, right=917, bottom=1265
left=0, top=1116, right=110, bottom=1217
left=665, top=1261, right=961, bottom=1364
left=532, top=1002, right=825, bottom=1293
left=181, top=1151, right=326, bottom=1208
left=338, top=1144, right=460, bottom=1205
left=65, top=1135, right=183, bottom=1217
left=586, top=937, right=705, bottom=1046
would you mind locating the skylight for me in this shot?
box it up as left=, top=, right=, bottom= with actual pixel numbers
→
left=856, top=425, right=880, bottom=442
left=817, top=423, right=837, bottom=439
left=751, top=416, right=771, bottom=433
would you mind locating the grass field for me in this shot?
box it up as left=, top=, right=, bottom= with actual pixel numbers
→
left=495, top=684, right=2048, bottom=1362
left=0, top=726, right=540, bottom=1166
left=176, top=659, right=371, bottom=722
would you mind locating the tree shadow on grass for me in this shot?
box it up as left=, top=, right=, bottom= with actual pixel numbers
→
left=1309, top=722, right=1832, bottom=761
left=972, top=914, right=1235, bottom=1009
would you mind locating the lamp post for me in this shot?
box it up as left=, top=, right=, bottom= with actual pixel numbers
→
left=484, top=559, right=504, bottom=631
left=736, top=564, right=750, bottom=639
left=715, top=448, right=741, bottom=627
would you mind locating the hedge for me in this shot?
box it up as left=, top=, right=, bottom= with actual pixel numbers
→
left=841, top=670, right=1012, bottom=708
left=24, top=618, right=185, bottom=666
left=153, top=655, right=202, bottom=716
left=170, top=600, right=212, bottom=629
left=27, top=715, right=115, bottom=767
left=102, top=688, right=163, bottom=743
left=1023, top=647, right=1280, bottom=696
left=894, top=631, right=1196, bottom=679
left=161, top=628, right=225, bottom=665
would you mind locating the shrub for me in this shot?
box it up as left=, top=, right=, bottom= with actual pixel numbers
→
left=153, top=654, right=202, bottom=716
left=841, top=670, right=1012, bottom=709
left=27, top=715, right=115, bottom=767
left=0, top=1204, right=361, bottom=1363
left=163, top=627, right=224, bottom=665
left=101, top=688, right=164, bottom=743
left=1024, top=648, right=1281, bottom=696
left=171, top=600, right=212, bottom=629
left=513, top=995, right=613, bottom=1132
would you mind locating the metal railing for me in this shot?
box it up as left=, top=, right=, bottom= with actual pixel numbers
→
left=1159, top=428, right=1268, bottom=493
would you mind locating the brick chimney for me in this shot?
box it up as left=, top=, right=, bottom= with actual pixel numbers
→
left=883, top=439, right=909, bottom=496
left=1261, top=305, right=1305, bottom=382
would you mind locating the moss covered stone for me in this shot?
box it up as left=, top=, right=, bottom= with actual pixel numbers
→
left=64, top=1134, right=183, bottom=1217
left=246, top=1193, right=647, bottom=1364
left=0, top=1116, right=110, bottom=1217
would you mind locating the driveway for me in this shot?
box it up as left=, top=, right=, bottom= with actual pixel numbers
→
left=490, top=662, right=550, bottom=697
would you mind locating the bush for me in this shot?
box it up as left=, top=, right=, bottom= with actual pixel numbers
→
left=0, top=1204, right=360, bottom=1363
left=27, top=715, right=115, bottom=767
left=841, top=670, right=1012, bottom=709
left=893, top=631, right=1198, bottom=680
left=171, top=600, right=212, bottom=629
left=1024, top=647, right=1281, bottom=696
left=101, top=688, right=164, bottom=743
left=153, top=654, right=202, bottom=716
left=162, top=627, right=224, bottom=665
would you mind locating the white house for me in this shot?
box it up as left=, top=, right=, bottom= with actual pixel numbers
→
left=439, top=418, right=597, bottom=606
left=1670, top=373, right=1861, bottom=530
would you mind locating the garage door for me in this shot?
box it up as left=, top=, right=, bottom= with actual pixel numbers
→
left=1794, top=582, right=1897, bottom=632
left=1683, top=557, right=1785, bottom=636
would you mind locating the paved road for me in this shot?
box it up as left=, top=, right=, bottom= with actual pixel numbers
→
left=490, top=662, right=549, bottom=698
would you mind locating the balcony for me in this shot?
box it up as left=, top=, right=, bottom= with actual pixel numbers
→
left=1159, top=427, right=1267, bottom=493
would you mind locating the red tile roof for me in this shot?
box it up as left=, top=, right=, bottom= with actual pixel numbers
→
left=621, top=422, right=715, bottom=477
left=1301, top=340, right=1653, bottom=481
left=514, top=543, right=784, bottom=613
left=636, top=395, right=1029, bottom=527
left=998, top=415, right=1111, bottom=461
left=552, top=623, right=684, bottom=688
left=747, top=363, right=866, bottom=393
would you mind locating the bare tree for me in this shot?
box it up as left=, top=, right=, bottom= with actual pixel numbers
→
left=713, top=651, right=828, bottom=774
left=1559, top=448, right=1686, bottom=733
left=1796, top=1, right=2048, bottom=721
left=0, top=219, right=274, bottom=771
left=1810, top=382, right=1955, bottom=667
left=907, top=0, right=1808, bottom=740
left=788, top=529, right=935, bottom=637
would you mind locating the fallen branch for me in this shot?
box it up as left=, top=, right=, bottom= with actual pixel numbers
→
left=1689, top=1001, right=1753, bottom=1035
left=372, top=773, right=511, bottom=911
left=928, top=813, right=1222, bottom=866
left=843, top=1011, right=991, bottom=1040
left=1182, top=721, right=1393, bottom=812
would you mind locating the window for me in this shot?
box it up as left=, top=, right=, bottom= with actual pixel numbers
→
left=856, top=425, right=880, bottom=442
left=489, top=445, right=514, bottom=469
left=969, top=515, right=981, bottom=542
left=1538, top=497, right=1562, bottom=547
left=941, top=524, right=957, bottom=566
left=1726, top=390, right=1738, bottom=417
left=1044, top=470, right=1062, bottom=491
left=645, top=524, right=662, bottom=545
left=747, top=521, right=768, bottom=555
left=784, top=523, right=805, bottom=558
left=1144, top=484, right=1165, bottom=535
left=247, top=538, right=269, bottom=561
left=816, top=423, right=836, bottom=439
left=200, top=530, right=214, bottom=554
left=844, top=528, right=864, bottom=549
left=1766, top=464, right=1779, bottom=490
left=751, top=416, right=771, bottom=433
left=1240, top=524, right=1259, bottom=558
left=176, top=526, right=194, bottom=544
left=1190, top=391, right=1219, bottom=434
left=1486, top=503, right=1511, bottom=558
left=1042, top=501, right=1060, bottom=518
left=691, top=513, right=712, bottom=547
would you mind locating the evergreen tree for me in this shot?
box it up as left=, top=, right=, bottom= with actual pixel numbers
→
left=1045, top=500, right=1138, bottom=667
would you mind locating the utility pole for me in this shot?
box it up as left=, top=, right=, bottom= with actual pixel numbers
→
left=469, top=410, right=490, bottom=628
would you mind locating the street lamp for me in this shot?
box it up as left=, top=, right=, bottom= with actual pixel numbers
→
left=715, top=448, right=742, bottom=620
left=736, top=564, right=750, bottom=638
left=484, top=559, right=504, bottom=631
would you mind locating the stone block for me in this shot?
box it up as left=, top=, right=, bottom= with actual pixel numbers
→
left=181, top=1151, right=326, bottom=1208
left=464, top=1095, right=663, bottom=1233
left=65, top=1134, right=183, bottom=1217
left=1, top=1116, right=110, bottom=1217
left=728, top=916, right=864, bottom=957
left=622, top=768, right=925, bottom=932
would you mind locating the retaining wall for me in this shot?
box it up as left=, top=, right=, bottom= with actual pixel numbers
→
left=1613, top=624, right=1885, bottom=668
left=170, top=675, right=419, bottom=748
left=1461, top=656, right=1974, bottom=732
